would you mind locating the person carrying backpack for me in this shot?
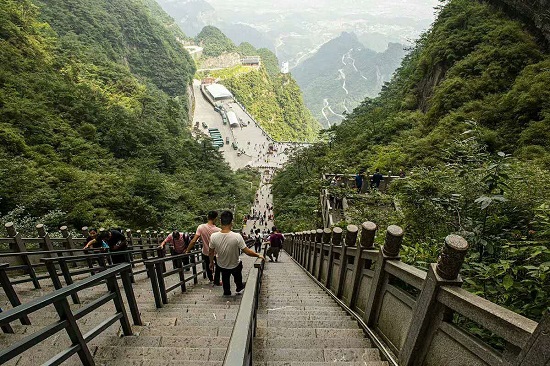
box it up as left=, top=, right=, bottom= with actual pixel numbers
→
left=254, top=228, right=262, bottom=253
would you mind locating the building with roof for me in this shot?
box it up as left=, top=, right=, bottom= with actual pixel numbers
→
left=241, top=56, right=261, bottom=67
left=204, top=84, right=233, bottom=101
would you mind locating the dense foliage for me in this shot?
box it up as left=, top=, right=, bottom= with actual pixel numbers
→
left=195, top=25, right=237, bottom=58
left=222, top=68, right=320, bottom=142
left=0, top=0, right=257, bottom=233
left=273, top=0, right=550, bottom=322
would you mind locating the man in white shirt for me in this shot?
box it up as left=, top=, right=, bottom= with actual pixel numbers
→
left=209, top=211, right=264, bottom=296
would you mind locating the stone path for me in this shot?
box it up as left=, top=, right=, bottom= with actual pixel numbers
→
left=253, top=251, right=389, bottom=366
left=244, top=172, right=275, bottom=236
left=0, top=255, right=257, bottom=365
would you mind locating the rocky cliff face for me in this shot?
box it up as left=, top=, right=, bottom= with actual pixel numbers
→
left=489, top=0, right=550, bottom=45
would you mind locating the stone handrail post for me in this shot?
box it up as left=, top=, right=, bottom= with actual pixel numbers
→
left=60, top=226, right=78, bottom=267
left=325, top=227, right=342, bottom=288
left=306, top=230, right=315, bottom=271
left=135, top=230, right=143, bottom=247
left=303, top=231, right=310, bottom=269
left=514, top=312, right=550, bottom=366
left=299, top=232, right=306, bottom=266
left=337, top=224, right=358, bottom=298
left=349, top=222, right=377, bottom=308
left=359, top=221, right=377, bottom=250
left=81, top=227, right=90, bottom=241
left=145, top=230, right=151, bottom=246
left=364, top=225, right=404, bottom=326
left=287, top=233, right=294, bottom=256
left=399, top=234, right=468, bottom=366
left=318, top=228, right=331, bottom=281
left=125, top=229, right=136, bottom=268
left=60, top=226, right=75, bottom=250
left=36, top=224, right=55, bottom=258
left=311, top=229, right=323, bottom=274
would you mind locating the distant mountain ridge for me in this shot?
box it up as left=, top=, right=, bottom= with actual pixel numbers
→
left=292, top=32, right=407, bottom=127
left=155, top=0, right=215, bottom=36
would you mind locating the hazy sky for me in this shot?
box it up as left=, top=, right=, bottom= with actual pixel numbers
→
left=206, top=0, right=441, bottom=20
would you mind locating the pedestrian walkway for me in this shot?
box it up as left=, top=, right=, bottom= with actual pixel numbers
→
left=0, top=256, right=257, bottom=365
left=243, top=170, right=275, bottom=235
left=253, top=251, right=389, bottom=365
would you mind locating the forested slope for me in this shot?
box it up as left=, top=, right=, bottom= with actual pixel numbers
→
left=222, top=68, right=319, bottom=142
left=273, top=0, right=550, bottom=322
left=196, top=27, right=320, bottom=142
left=0, top=0, right=257, bottom=233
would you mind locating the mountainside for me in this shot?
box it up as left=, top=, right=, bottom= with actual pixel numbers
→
left=196, top=26, right=320, bottom=142
left=0, top=0, right=257, bottom=231
left=222, top=68, right=319, bottom=142
left=273, top=0, right=550, bottom=322
left=292, top=32, right=407, bottom=127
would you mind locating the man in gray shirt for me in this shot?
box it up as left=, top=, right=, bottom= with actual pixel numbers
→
left=209, top=210, right=264, bottom=296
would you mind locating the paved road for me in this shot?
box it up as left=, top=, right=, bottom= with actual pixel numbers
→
left=242, top=170, right=275, bottom=236
left=192, top=80, right=304, bottom=171
left=192, top=79, right=308, bottom=235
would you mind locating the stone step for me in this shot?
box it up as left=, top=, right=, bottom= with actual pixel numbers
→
left=259, top=301, right=340, bottom=307
left=257, top=319, right=357, bottom=328
left=256, top=327, right=365, bottom=339
left=253, top=337, right=371, bottom=349
left=94, top=346, right=227, bottom=361
left=252, top=347, right=382, bottom=362
left=257, top=313, right=350, bottom=321
left=88, top=335, right=230, bottom=348
left=257, top=308, right=345, bottom=315
left=254, top=362, right=388, bottom=366
left=138, top=325, right=233, bottom=337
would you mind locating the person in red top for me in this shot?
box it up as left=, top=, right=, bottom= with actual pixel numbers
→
left=265, top=226, right=284, bottom=262
left=158, top=231, right=189, bottom=269
left=186, top=211, right=221, bottom=284
left=158, top=231, right=187, bottom=254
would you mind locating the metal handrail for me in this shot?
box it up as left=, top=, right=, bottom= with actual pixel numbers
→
left=40, top=248, right=161, bottom=304
left=223, top=258, right=264, bottom=366
left=144, top=248, right=206, bottom=308
left=0, top=264, right=30, bottom=331
left=0, top=263, right=138, bottom=366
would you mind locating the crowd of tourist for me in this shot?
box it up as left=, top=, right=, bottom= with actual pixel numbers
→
left=81, top=208, right=286, bottom=297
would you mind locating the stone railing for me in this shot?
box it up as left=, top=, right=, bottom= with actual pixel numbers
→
left=283, top=223, right=549, bottom=366
left=321, top=173, right=403, bottom=227
left=323, top=173, right=402, bottom=193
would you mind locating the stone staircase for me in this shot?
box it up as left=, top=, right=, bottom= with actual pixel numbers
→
left=253, top=251, right=388, bottom=366
left=0, top=256, right=257, bottom=366
left=0, top=251, right=389, bottom=365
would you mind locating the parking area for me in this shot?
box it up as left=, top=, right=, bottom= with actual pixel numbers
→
left=192, top=81, right=301, bottom=171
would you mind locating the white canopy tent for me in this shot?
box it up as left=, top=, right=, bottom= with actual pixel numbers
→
left=205, top=84, right=233, bottom=100
left=227, top=111, right=239, bottom=127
